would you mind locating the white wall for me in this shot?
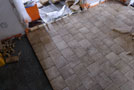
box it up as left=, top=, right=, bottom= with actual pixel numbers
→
left=0, top=0, right=25, bottom=40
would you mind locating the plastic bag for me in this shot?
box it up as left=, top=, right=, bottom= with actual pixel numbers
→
left=39, top=5, right=72, bottom=23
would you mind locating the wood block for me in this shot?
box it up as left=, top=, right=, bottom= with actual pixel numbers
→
left=6, top=56, right=19, bottom=64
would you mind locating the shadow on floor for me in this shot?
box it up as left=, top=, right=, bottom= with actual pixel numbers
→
left=0, top=35, right=53, bottom=90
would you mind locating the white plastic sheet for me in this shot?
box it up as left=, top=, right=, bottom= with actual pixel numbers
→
left=39, top=5, right=72, bottom=23
left=13, top=0, right=31, bottom=22
left=129, top=0, right=134, bottom=5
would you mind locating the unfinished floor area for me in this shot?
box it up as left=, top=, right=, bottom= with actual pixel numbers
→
left=28, top=1, right=134, bottom=90
left=0, top=36, right=52, bottom=90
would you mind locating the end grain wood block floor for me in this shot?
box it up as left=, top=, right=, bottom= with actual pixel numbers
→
left=27, top=1, right=134, bottom=90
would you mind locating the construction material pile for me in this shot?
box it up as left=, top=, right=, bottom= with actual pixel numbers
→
left=0, top=39, right=15, bottom=58
left=0, top=38, right=21, bottom=66
left=39, top=0, right=106, bottom=23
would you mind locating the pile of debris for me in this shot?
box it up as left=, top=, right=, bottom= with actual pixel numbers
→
left=0, top=38, right=21, bottom=66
